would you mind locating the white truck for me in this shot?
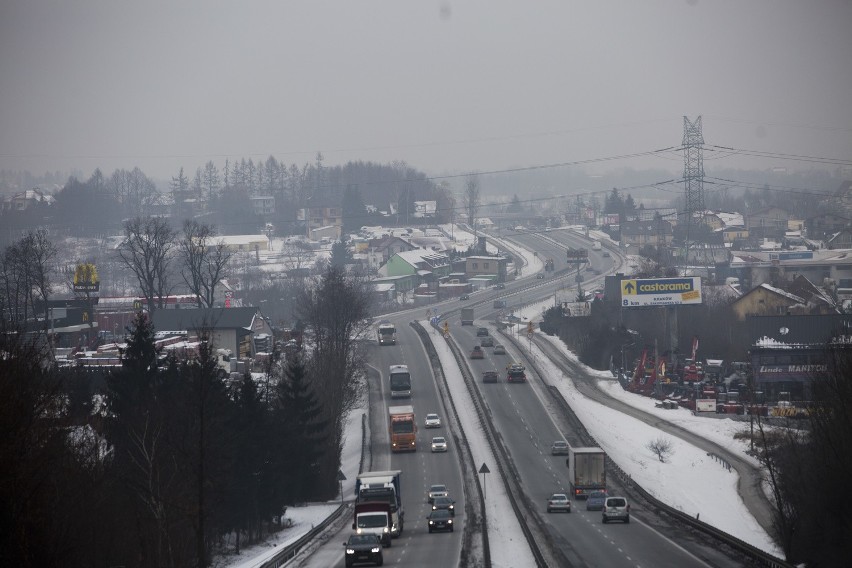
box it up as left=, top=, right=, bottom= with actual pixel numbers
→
left=355, top=470, right=404, bottom=538
left=567, top=447, right=606, bottom=499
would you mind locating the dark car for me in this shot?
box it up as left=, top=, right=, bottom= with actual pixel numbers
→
left=495, top=283, right=505, bottom=289
left=427, top=509, right=454, bottom=533
left=482, top=370, right=500, bottom=383
left=476, top=327, right=489, bottom=337
left=460, top=294, right=469, bottom=300
left=480, top=336, right=494, bottom=347
left=537, top=273, right=545, bottom=279
left=343, top=533, right=383, bottom=567
left=431, top=496, right=456, bottom=516
left=586, top=491, right=607, bottom=511
left=470, top=345, right=484, bottom=359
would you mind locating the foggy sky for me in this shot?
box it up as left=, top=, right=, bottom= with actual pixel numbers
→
left=1, top=0, right=851, bottom=184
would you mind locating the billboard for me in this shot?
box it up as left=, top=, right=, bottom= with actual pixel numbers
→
left=620, top=277, right=703, bottom=307
left=566, top=248, right=588, bottom=262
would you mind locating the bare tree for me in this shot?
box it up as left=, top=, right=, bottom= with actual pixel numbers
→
left=0, top=230, right=57, bottom=329
left=110, top=167, right=159, bottom=216
left=646, top=437, right=674, bottom=462
left=118, top=217, right=176, bottom=313
left=462, top=174, right=481, bottom=227
left=178, top=220, right=232, bottom=308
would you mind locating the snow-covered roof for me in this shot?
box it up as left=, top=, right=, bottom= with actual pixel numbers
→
left=759, top=283, right=805, bottom=304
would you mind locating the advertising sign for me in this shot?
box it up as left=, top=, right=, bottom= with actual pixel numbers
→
left=620, top=277, right=703, bottom=307
left=565, top=248, right=589, bottom=262
left=696, top=399, right=717, bottom=412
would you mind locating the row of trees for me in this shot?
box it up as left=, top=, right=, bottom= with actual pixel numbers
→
left=1, top=265, right=373, bottom=568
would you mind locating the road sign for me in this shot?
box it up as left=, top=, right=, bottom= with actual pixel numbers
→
left=620, top=277, right=702, bottom=307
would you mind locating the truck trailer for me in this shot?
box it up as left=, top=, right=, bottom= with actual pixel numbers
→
left=388, top=406, right=416, bottom=452
left=355, top=470, right=404, bottom=537
left=461, top=307, right=474, bottom=326
left=567, top=447, right=606, bottom=499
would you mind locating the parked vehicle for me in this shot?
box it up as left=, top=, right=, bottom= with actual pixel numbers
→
left=389, top=406, right=416, bottom=452
left=602, top=496, right=630, bottom=523
left=547, top=493, right=572, bottom=513
left=427, top=509, right=454, bottom=533
left=567, top=447, right=606, bottom=499
left=343, top=533, right=383, bottom=567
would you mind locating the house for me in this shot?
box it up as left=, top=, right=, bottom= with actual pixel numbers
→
left=464, top=255, right=508, bottom=282
left=216, top=235, right=270, bottom=253
left=297, top=202, right=343, bottom=240
left=1, top=188, right=55, bottom=211
left=151, top=307, right=272, bottom=359
left=620, top=219, right=673, bottom=248
left=721, top=226, right=749, bottom=244
left=251, top=196, right=275, bottom=215
left=746, top=206, right=790, bottom=239
left=805, top=212, right=849, bottom=241
left=368, top=236, right=416, bottom=265
left=382, top=249, right=451, bottom=279
left=730, top=283, right=807, bottom=321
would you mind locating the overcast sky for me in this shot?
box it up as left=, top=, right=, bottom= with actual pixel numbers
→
left=2, top=0, right=851, bottom=183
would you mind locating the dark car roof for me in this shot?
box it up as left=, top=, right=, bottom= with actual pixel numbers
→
left=433, top=496, right=453, bottom=503
left=428, top=509, right=452, bottom=518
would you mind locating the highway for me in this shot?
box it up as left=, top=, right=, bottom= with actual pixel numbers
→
left=302, top=227, right=748, bottom=567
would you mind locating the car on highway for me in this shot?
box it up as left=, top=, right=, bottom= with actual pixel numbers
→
left=551, top=440, right=570, bottom=455
left=603, top=251, right=611, bottom=258
left=431, top=436, right=448, bottom=452
left=507, top=363, right=527, bottom=383
left=460, top=294, right=469, bottom=300
left=470, top=345, right=484, bottom=359
left=493, top=344, right=506, bottom=355
left=602, top=496, right=630, bottom=523
left=476, top=327, right=489, bottom=337
left=495, top=282, right=505, bottom=289
left=546, top=493, right=571, bottom=513
left=427, top=484, right=448, bottom=503
left=586, top=491, right=607, bottom=511
left=480, top=336, right=494, bottom=347
left=482, top=370, right=500, bottom=383
left=430, top=496, right=456, bottom=516
left=537, top=273, right=545, bottom=279
left=427, top=509, right=454, bottom=533
left=424, top=413, right=441, bottom=428
left=343, top=533, right=383, bottom=567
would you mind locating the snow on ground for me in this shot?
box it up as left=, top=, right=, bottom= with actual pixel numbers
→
left=425, top=322, right=537, bottom=568
left=511, top=300, right=783, bottom=557
left=215, top=383, right=368, bottom=568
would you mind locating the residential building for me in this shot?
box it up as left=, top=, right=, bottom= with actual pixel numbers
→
left=746, top=206, right=790, bottom=239
left=464, top=255, right=508, bottom=282
left=251, top=196, right=275, bottom=215
left=1, top=188, right=55, bottom=211
left=151, top=307, right=272, bottom=359
left=620, top=219, right=673, bottom=248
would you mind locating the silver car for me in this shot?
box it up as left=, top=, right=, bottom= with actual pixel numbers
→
left=547, top=493, right=571, bottom=513
left=428, top=484, right=448, bottom=503
left=602, top=496, right=630, bottom=523
left=431, top=436, right=448, bottom=452
left=424, top=413, right=441, bottom=428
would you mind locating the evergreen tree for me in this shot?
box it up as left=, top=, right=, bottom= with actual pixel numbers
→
left=341, top=184, right=367, bottom=233
left=274, top=357, right=326, bottom=502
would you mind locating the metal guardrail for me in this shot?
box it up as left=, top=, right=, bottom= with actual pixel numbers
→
left=515, top=332, right=796, bottom=568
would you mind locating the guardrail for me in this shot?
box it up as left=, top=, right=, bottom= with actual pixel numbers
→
left=514, top=332, right=795, bottom=568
